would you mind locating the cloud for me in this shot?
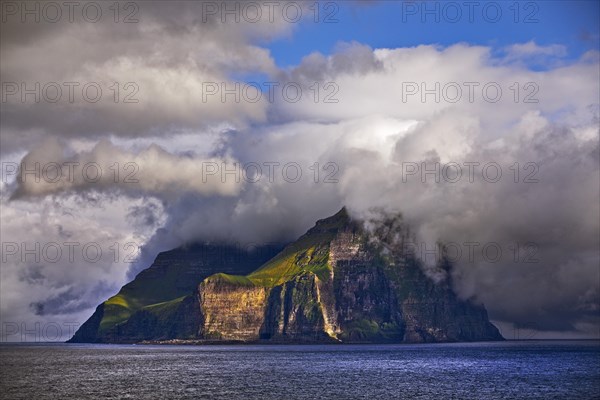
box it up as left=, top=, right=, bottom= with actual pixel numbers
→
left=9, top=138, right=244, bottom=199
left=500, top=41, right=569, bottom=69
left=0, top=1, right=306, bottom=154
left=505, top=41, right=568, bottom=59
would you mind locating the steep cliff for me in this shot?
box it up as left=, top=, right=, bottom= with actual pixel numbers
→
left=200, top=272, right=334, bottom=342
left=70, top=208, right=502, bottom=343
left=195, top=208, right=503, bottom=343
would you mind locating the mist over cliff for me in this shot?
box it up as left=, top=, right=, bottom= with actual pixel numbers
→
left=69, top=208, right=502, bottom=344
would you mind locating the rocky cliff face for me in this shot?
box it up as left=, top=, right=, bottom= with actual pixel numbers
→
left=199, top=276, right=269, bottom=341
left=198, top=272, right=336, bottom=343
left=194, top=209, right=502, bottom=343
left=70, top=208, right=503, bottom=343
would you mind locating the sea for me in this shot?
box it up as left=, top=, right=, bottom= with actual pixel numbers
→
left=1, top=341, right=599, bottom=399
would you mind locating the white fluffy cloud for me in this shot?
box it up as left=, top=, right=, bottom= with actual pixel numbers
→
left=10, top=138, right=243, bottom=199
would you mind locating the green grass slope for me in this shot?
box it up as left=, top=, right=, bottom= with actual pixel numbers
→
left=207, top=207, right=351, bottom=288
left=100, top=263, right=195, bottom=332
left=70, top=243, right=284, bottom=342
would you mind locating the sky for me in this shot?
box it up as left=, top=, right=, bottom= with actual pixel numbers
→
left=0, top=0, right=599, bottom=341
left=268, top=1, right=600, bottom=67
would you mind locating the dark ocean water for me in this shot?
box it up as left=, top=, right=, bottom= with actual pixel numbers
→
left=1, top=341, right=599, bottom=399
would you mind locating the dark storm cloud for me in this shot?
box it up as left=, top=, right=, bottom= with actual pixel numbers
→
left=18, top=265, right=46, bottom=285
left=127, top=200, right=163, bottom=230
left=29, top=287, right=93, bottom=316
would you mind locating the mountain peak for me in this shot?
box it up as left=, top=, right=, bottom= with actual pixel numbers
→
left=70, top=208, right=503, bottom=344
left=309, top=206, right=353, bottom=234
